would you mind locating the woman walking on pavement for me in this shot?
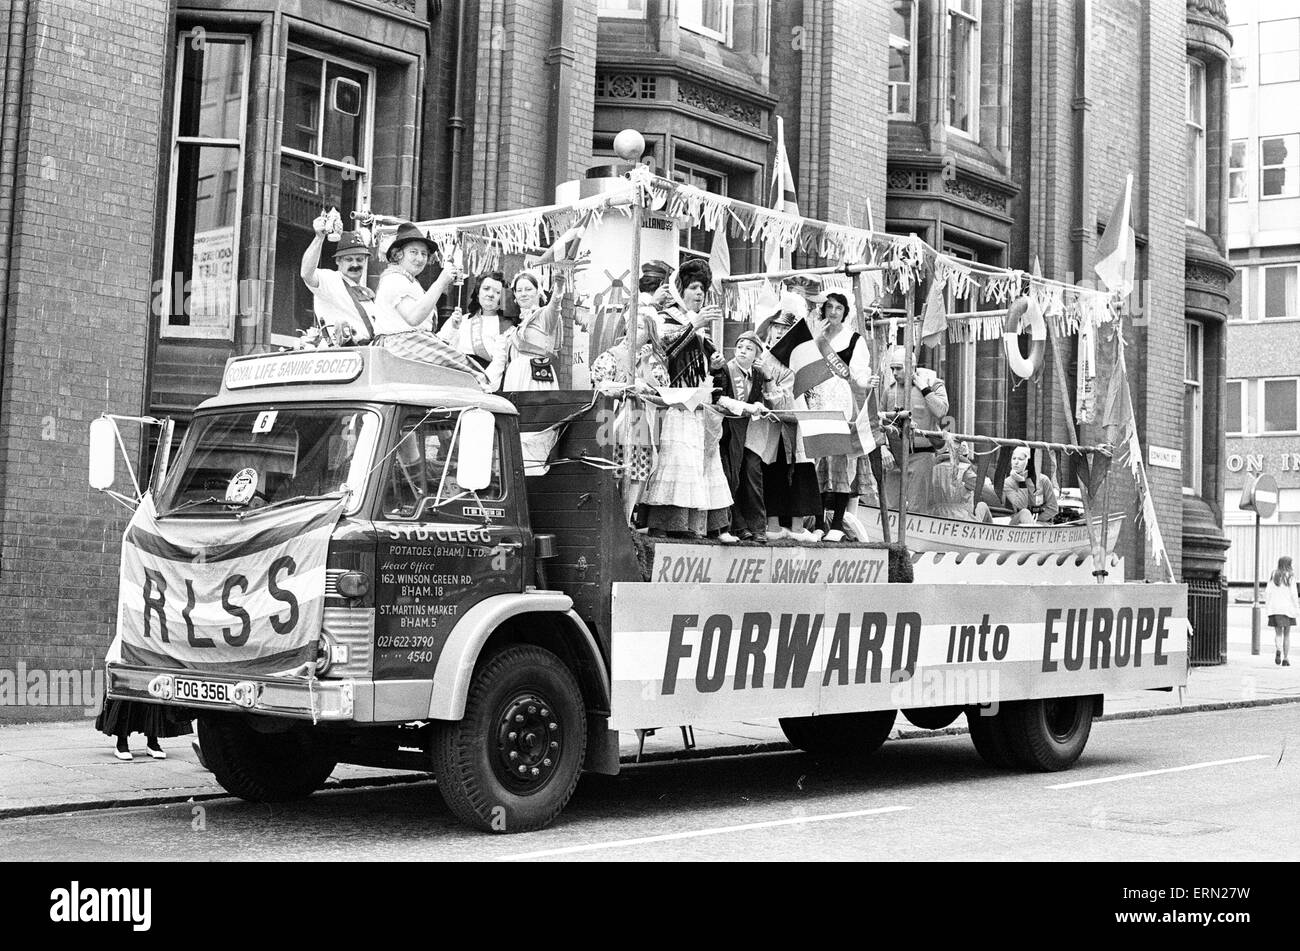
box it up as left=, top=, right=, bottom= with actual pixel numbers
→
left=1264, top=555, right=1297, bottom=665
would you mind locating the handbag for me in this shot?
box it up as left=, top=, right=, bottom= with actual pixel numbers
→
left=529, top=357, right=555, bottom=383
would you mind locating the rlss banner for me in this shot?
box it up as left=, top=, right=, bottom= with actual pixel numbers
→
left=109, top=495, right=345, bottom=676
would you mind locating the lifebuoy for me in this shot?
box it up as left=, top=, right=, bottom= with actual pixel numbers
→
left=1003, top=295, right=1046, bottom=379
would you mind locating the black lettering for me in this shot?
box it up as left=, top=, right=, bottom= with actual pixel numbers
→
left=183, top=579, right=214, bottom=648
left=957, top=624, right=977, bottom=663
left=1153, top=607, right=1171, bottom=666
left=1134, top=607, right=1155, bottom=667
left=1114, top=607, right=1134, bottom=666
left=662, top=614, right=698, bottom=696
left=695, top=615, right=731, bottom=694
left=774, top=613, right=821, bottom=689
left=992, top=624, right=1009, bottom=660
left=822, top=614, right=851, bottom=687
left=891, top=612, right=921, bottom=683
left=1089, top=608, right=1113, bottom=670
left=1064, top=608, right=1086, bottom=672
left=857, top=612, right=888, bottom=683
left=268, top=556, right=300, bottom=635
left=734, top=613, right=770, bottom=690
left=977, top=614, right=992, bottom=661
left=1042, top=608, right=1062, bottom=672
left=221, top=575, right=252, bottom=647
left=142, top=569, right=168, bottom=642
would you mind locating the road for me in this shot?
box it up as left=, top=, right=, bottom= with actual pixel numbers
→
left=3, top=705, right=1295, bottom=862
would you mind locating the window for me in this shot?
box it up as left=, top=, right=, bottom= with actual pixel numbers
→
left=1259, top=18, right=1300, bottom=84
left=1262, top=378, right=1300, bottom=433
left=274, top=47, right=374, bottom=347
left=889, top=0, right=917, bottom=118
left=1186, top=59, right=1206, bottom=226
left=162, top=32, right=249, bottom=340
left=597, top=0, right=645, bottom=16
left=1229, top=267, right=1245, bottom=321
left=1227, top=380, right=1246, bottom=435
left=1263, top=264, right=1298, bottom=319
left=680, top=0, right=733, bottom=44
left=941, top=242, right=1005, bottom=438
left=1183, top=321, right=1203, bottom=493
left=672, top=160, right=727, bottom=259
left=1230, top=24, right=1249, bottom=86
left=1260, top=134, right=1299, bottom=197
left=1230, top=139, right=1248, bottom=201
left=946, top=0, right=980, bottom=136
left=382, top=412, right=505, bottom=518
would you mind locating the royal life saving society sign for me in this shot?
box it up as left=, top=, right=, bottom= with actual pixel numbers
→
left=224, top=351, right=364, bottom=390
left=608, top=583, right=1189, bottom=729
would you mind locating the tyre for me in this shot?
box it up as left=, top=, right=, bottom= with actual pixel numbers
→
left=431, top=644, right=586, bottom=833
left=965, top=704, right=1016, bottom=768
left=1000, top=696, right=1095, bottom=771
left=902, top=706, right=962, bottom=730
left=197, top=714, right=337, bottom=802
left=778, top=710, right=897, bottom=756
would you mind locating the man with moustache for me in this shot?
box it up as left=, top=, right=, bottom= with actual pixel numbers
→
left=300, top=216, right=377, bottom=344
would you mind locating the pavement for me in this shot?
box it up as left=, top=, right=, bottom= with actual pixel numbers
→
left=1, top=612, right=1296, bottom=819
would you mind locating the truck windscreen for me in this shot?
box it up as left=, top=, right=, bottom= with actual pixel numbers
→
left=156, top=408, right=380, bottom=515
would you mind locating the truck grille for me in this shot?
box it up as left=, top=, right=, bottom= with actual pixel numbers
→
left=324, top=568, right=347, bottom=598
left=322, top=606, right=373, bottom=680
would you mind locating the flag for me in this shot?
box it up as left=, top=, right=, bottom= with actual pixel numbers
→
left=764, top=116, right=799, bottom=273
left=919, top=277, right=948, bottom=349
left=1095, top=173, right=1136, bottom=298
left=709, top=221, right=730, bottom=292
left=535, top=211, right=591, bottom=266
left=767, top=316, right=832, bottom=396
left=796, top=410, right=854, bottom=459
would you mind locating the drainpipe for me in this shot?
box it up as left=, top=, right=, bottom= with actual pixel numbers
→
left=447, top=0, right=466, bottom=216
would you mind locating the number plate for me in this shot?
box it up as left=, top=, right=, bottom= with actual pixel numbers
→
left=174, top=678, right=234, bottom=705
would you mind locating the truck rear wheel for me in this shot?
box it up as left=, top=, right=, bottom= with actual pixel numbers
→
left=965, top=704, right=1016, bottom=768
left=778, top=710, right=896, bottom=756
left=197, top=714, right=337, bottom=802
left=1000, top=696, right=1095, bottom=771
left=431, top=644, right=586, bottom=833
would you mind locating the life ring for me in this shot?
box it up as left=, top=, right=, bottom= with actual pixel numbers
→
left=1003, top=295, right=1046, bottom=379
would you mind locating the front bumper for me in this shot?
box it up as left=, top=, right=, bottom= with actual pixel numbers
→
left=107, top=664, right=355, bottom=721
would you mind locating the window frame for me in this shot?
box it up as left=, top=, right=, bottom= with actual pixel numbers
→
left=679, top=0, right=734, bottom=46
left=1229, top=137, right=1248, bottom=203
left=671, top=158, right=728, bottom=260
left=382, top=411, right=508, bottom=520
left=1230, top=22, right=1249, bottom=87
left=273, top=43, right=378, bottom=349
left=945, top=0, right=981, bottom=139
left=1258, top=17, right=1300, bottom=86
left=1261, top=263, right=1299, bottom=321
left=1259, top=376, right=1300, bottom=435
left=1259, top=132, right=1300, bottom=200
left=161, top=29, right=251, bottom=340
left=1226, top=379, right=1246, bottom=436
left=1186, top=58, right=1207, bottom=227
left=1183, top=320, right=1204, bottom=495
left=889, top=0, right=918, bottom=120
left=596, top=0, right=646, bottom=19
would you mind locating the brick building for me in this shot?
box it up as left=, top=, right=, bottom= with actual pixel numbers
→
left=0, top=0, right=1232, bottom=721
left=1223, top=0, right=1300, bottom=584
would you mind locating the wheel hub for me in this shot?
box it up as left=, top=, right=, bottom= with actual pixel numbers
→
left=494, top=692, right=561, bottom=791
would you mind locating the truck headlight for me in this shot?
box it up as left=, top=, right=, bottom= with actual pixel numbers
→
left=336, top=571, right=369, bottom=599
left=315, top=630, right=348, bottom=676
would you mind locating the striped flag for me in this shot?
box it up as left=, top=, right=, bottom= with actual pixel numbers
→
left=791, top=409, right=877, bottom=459
left=767, top=316, right=832, bottom=396
left=109, top=495, right=345, bottom=677
left=709, top=221, right=731, bottom=292
left=1095, top=173, right=1136, bottom=298
left=764, top=116, right=799, bottom=273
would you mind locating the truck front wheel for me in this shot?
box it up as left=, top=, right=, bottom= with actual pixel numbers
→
left=1000, top=696, right=1095, bottom=771
left=197, top=714, right=337, bottom=802
left=778, top=710, right=897, bottom=756
left=431, top=644, right=587, bottom=833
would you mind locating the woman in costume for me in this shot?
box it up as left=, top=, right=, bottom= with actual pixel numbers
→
left=498, top=270, right=565, bottom=392
left=642, top=259, right=732, bottom=538
left=804, top=291, right=881, bottom=542
left=96, top=697, right=192, bottom=761
left=590, top=307, right=670, bottom=524
left=438, top=271, right=514, bottom=370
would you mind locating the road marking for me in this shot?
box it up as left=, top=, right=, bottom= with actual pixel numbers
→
left=1047, top=754, right=1270, bottom=790
left=498, top=805, right=911, bottom=860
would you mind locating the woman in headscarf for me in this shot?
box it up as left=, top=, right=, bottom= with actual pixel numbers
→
left=590, top=307, right=670, bottom=524
left=641, top=259, right=732, bottom=538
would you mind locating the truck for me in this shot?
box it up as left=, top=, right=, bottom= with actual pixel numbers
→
left=91, top=344, right=1189, bottom=833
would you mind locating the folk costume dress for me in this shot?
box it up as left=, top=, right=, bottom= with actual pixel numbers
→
left=641, top=308, right=732, bottom=536
left=500, top=300, right=561, bottom=392
left=804, top=328, right=875, bottom=495
left=439, top=310, right=513, bottom=370
left=589, top=341, right=670, bottom=482
left=371, top=266, right=490, bottom=388
left=760, top=316, right=824, bottom=522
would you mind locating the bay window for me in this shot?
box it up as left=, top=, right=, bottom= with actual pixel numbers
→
left=1186, top=58, right=1206, bottom=227
left=1183, top=321, right=1203, bottom=493
left=889, top=0, right=917, bottom=119
left=946, top=0, right=980, bottom=136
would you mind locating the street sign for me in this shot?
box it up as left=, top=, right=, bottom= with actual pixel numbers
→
left=1239, top=473, right=1278, bottom=519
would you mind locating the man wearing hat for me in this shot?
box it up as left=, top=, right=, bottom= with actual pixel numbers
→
left=300, top=217, right=377, bottom=344
left=882, top=345, right=949, bottom=514
left=714, top=330, right=788, bottom=542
